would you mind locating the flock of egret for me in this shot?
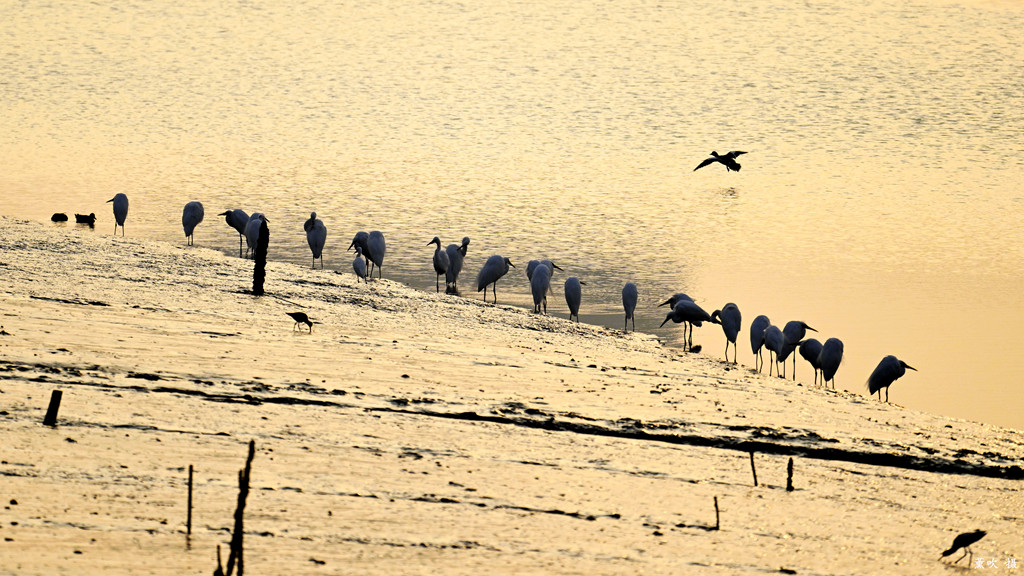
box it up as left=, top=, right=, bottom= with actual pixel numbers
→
left=100, top=193, right=918, bottom=403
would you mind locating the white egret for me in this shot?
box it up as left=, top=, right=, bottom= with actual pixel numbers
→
left=477, top=255, right=515, bottom=304
left=304, top=212, right=327, bottom=269
left=525, top=259, right=563, bottom=281
left=218, top=209, right=249, bottom=257
left=445, top=237, right=470, bottom=292
left=818, top=338, right=844, bottom=389
left=798, top=338, right=824, bottom=386
left=530, top=263, right=551, bottom=314
left=660, top=299, right=718, bottom=352
left=711, top=303, right=742, bottom=364
left=779, top=321, right=817, bottom=380
left=427, top=237, right=449, bottom=292
left=867, top=355, right=916, bottom=402
left=693, top=150, right=747, bottom=172
left=352, top=245, right=368, bottom=283
left=181, top=201, right=204, bottom=246
left=244, top=213, right=267, bottom=258
left=107, top=193, right=129, bottom=236
left=622, top=282, right=638, bottom=333
left=763, top=324, right=784, bottom=377
left=564, top=277, right=585, bottom=322
left=750, top=315, right=771, bottom=373
left=367, top=231, right=386, bottom=278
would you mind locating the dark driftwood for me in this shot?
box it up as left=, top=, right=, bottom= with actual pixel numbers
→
left=749, top=451, right=758, bottom=487
left=252, top=221, right=268, bottom=296
left=214, top=440, right=255, bottom=576
left=713, top=496, right=720, bottom=530
left=786, top=457, right=795, bottom=492
left=43, top=390, right=63, bottom=426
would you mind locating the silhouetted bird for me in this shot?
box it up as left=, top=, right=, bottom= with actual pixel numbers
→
left=75, top=213, right=96, bottom=226
left=51, top=213, right=68, bottom=222
left=798, top=338, right=823, bottom=385
left=564, top=277, right=585, bottom=323
left=867, top=355, right=917, bottom=402
left=427, top=236, right=449, bottom=292
left=660, top=299, right=718, bottom=352
left=694, top=150, right=747, bottom=172
left=779, top=321, right=816, bottom=379
left=218, top=209, right=249, bottom=257
left=286, top=312, right=317, bottom=332
left=750, top=315, right=770, bottom=373
left=711, top=303, right=742, bottom=364
left=525, top=259, right=563, bottom=281
left=476, top=255, right=515, bottom=304
left=107, top=193, right=129, bottom=236
left=352, top=246, right=368, bottom=283
left=622, top=282, right=638, bottom=333
left=940, top=530, right=986, bottom=565
left=182, top=201, right=205, bottom=246
left=818, top=337, right=844, bottom=388
left=530, top=263, right=552, bottom=314
left=444, top=237, right=470, bottom=293
left=304, top=212, right=327, bottom=269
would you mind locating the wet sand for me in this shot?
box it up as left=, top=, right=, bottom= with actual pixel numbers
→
left=1, top=217, right=1021, bottom=575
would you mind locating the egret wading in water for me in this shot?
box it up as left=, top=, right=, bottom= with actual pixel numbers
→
left=530, top=263, right=552, bottom=314
left=286, top=312, right=317, bottom=332
left=107, top=193, right=129, bottom=236
left=244, top=213, right=267, bottom=259
left=445, top=237, right=470, bottom=293
left=660, top=298, right=718, bottom=352
left=867, top=355, right=916, bottom=402
left=352, top=245, right=368, bottom=283
left=763, top=324, right=784, bottom=377
left=779, top=320, right=816, bottom=380
left=798, top=338, right=823, bottom=385
left=711, top=303, right=742, bottom=363
left=304, top=212, right=327, bottom=269
left=218, top=209, right=249, bottom=257
left=564, top=277, right=585, bottom=323
left=750, top=315, right=771, bottom=373
left=181, top=201, right=204, bottom=246
left=476, top=255, right=515, bottom=304
left=818, top=338, right=844, bottom=389
left=427, top=237, right=449, bottom=292
left=693, top=150, right=747, bottom=172
left=622, top=282, right=638, bottom=333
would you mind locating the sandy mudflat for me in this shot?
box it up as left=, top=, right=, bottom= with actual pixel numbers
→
left=0, top=217, right=1021, bottom=575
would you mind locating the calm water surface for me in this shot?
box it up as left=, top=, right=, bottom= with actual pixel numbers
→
left=2, top=0, right=1023, bottom=429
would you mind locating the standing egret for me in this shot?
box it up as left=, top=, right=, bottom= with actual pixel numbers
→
left=107, top=193, right=129, bottom=236
left=286, top=312, right=317, bottom=332
left=867, top=355, right=916, bottom=402
left=218, top=209, right=249, bottom=257
left=693, top=150, right=747, bottom=172
left=244, top=213, right=268, bottom=258
left=477, top=255, right=515, bottom=304
left=525, top=259, right=564, bottom=281
left=818, top=338, right=844, bottom=389
left=711, top=303, right=742, bottom=364
left=660, top=299, right=718, bottom=352
left=427, top=237, right=449, bottom=292
left=798, top=338, right=824, bottom=386
left=763, top=324, right=784, bottom=377
left=779, top=321, right=817, bottom=380
left=181, top=201, right=205, bottom=245
left=530, top=263, right=551, bottom=314
left=304, top=212, right=327, bottom=269
left=750, top=315, right=771, bottom=373
left=622, top=282, right=638, bottom=333
left=352, top=245, right=368, bottom=283
left=658, top=293, right=695, bottom=346
left=367, top=231, right=386, bottom=278
left=348, top=231, right=369, bottom=259
left=445, top=237, right=470, bottom=293
left=564, top=277, right=585, bottom=323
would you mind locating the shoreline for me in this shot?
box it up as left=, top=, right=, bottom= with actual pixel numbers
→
left=1, top=216, right=1021, bottom=574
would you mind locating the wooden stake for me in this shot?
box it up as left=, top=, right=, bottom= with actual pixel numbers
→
left=43, top=390, right=63, bottom=426
left=713, top=496, right=720, bottom=530
left=786, top=457, right=795, bottom=492
left=749, top=452, right=758, bottom=487
left=187, top=465, right=194, bottom=536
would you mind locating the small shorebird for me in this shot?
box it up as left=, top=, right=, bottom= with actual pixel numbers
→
left=694, top=150, right=747, bottom=172
left=940, top=529, right=986, bottom=564
left=286, top=312, right=317, bottom=332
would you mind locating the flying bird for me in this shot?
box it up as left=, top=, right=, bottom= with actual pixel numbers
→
left=711, top=303, right=742, bottom=364
left=107, top=193, right=129, bottom=236
left=940, top=530, right=985, bottom=565
left=477, top=255, right=515, bottom=304
left=622, top=282, right=638, bottom=333
left=867, top=355, right=916, bottom=402
left=286, top=312, right=317, bottom=332
left=564, top=277, right=585, bottom=323
left=218, top=209, right=249, bottom=257
left=427, top=237, right=449, bottom=292
left=694, top=150, right=747, bottom=172
left=182, top=201, right=205, bottom=246
left=304, top=212, right=327, bottom=269
left=749, top=315, right=771, bottom=373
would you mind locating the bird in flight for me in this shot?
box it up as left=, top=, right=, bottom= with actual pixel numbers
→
left=694, top=150, right=747, bottom=172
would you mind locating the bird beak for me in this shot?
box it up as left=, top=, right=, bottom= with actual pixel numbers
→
left=659, top=315, right=671, bottom=327
left=552, top=264, right=564, bottom=271
left=658, top=299, right=671, bottom=307
left=218, top=211, right=230, bottom=216
left=806, top=324, right=817, bottom=332
left=580, top=281, right=586, bottom=285
left=106, top=198, right=114, bottom=203
left=347, top=241, right=355, bottom=251
left=906, top=364, right=917, bottom=371
left=508, top=261, right=516, bottom=268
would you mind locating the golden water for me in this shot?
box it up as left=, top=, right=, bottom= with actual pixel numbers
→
left=2, top=0, right=1023, bottom=428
